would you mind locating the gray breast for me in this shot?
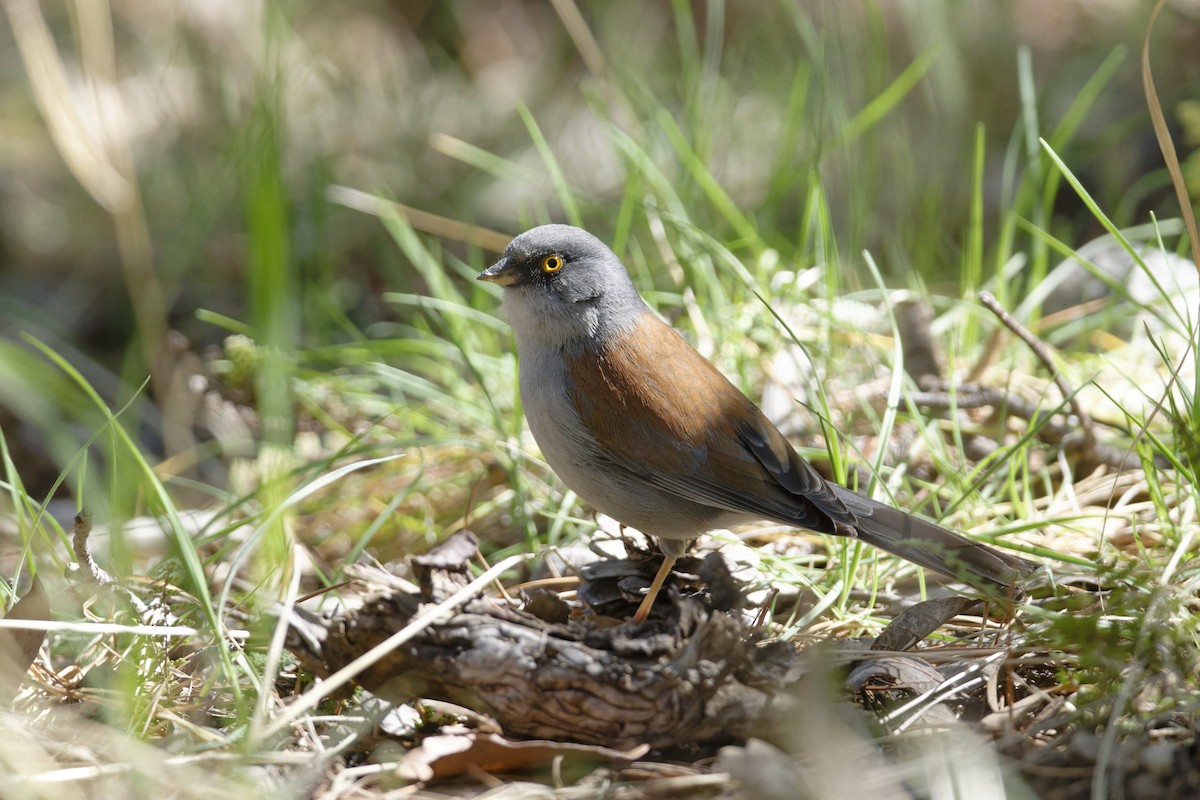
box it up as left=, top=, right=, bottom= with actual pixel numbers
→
left=516, top=344, right=735, bottom=542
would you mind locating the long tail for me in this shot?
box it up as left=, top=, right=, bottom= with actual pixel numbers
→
left=833, top=486, right=1037, bottom=593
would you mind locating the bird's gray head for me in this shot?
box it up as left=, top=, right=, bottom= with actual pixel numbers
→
left=477, top=224, right=648, bottom=350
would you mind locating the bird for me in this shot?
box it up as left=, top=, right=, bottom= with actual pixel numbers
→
left=478, top=224, right=1037, bottom=623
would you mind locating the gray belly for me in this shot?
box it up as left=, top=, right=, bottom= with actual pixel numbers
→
left=518, top=350, right=730, bottom=542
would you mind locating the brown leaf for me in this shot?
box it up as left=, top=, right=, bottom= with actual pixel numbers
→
left=395, top=732, right=649, bottom=782
left=0, top=577, right=49, bottom=703
left=871, top=596, right=978, bottom=652
left=846, top=655, right=960, bottom=728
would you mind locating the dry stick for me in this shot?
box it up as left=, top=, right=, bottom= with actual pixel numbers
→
left=71, top=508, right=114, bottom=586
left=977, top=291, right=1098, bottom=456
left=70, top=507, right=181, bottom=630
left=295, top=581, right=351, bottom=605
left=897, top=382, right=1150, bottom=471
left=506, top=576, right=579, bottom=593
left=258, top=552, right=531, bottom=742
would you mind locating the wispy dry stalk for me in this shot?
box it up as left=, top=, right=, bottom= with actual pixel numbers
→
left=5, top=0, right=168, bottom=404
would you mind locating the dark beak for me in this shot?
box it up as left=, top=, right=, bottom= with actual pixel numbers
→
left=477, top=256, right=519, bottom=286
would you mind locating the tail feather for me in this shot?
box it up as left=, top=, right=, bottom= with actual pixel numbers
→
left=838, top=490, right=1037, bottom=593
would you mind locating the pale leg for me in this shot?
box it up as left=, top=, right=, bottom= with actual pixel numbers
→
left=632, top=555, right=677, bottom=623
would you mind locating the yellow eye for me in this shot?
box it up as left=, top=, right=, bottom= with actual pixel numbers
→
left=541, top=254, right=564, bottom=273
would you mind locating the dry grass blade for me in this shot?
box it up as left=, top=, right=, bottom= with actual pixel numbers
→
left=6, top=0, right=166, bottom=401
left=3, top=0, right=128, bottom=209
left=0, top=619, right=241, bottom=638
left=1142, top=0, right=1200, bottom=275
left=394, top=732, right=649, bottom=782
left=249, top=543, right=306, bottom=738
left=546, top=0, right=610, bottom=82
left=326, top=185, right=512, bottom=252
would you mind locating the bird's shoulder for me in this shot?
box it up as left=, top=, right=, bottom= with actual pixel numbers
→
left=562, top=310, right=851, bottom=528
left=564, top=311, right=747, bottom=446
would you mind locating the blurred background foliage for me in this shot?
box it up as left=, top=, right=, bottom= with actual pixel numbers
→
left=3, top=1, right=1197, bottom=352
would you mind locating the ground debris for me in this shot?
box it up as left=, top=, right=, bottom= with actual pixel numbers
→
left=283, top=532, right=804, bottom=750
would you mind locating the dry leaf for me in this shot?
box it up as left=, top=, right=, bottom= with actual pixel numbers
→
left=0, top=577, right=49, bottom=703
left=847, top=656, right=959, bottom=726
left=871, top=596, right=978, bottom=652
left=847, top=655, right=947, bottom=696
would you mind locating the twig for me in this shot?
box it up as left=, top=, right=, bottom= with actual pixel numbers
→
left=978, top=291, right=1098, bottom=455
left=465, top=476, right=516, bottom=605
left=69, top=507, right=181, bottom=630
left=858, top=380, right=1147, bottom=471
left=71, top=508, right=114, bottom=586
left=476, top=547, right=517, bottom=606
